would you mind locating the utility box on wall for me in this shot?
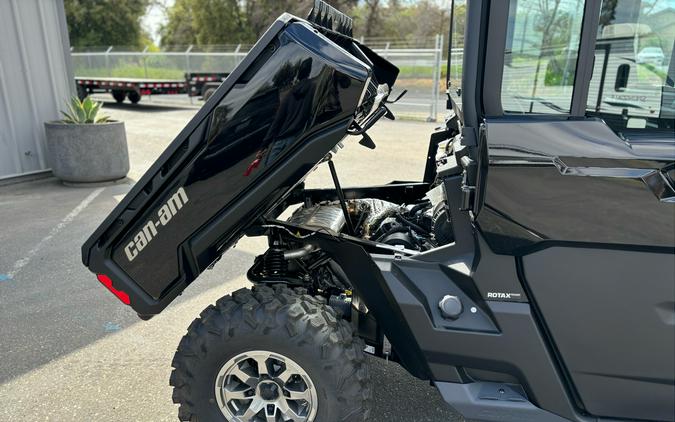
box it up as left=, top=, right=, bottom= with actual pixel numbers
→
left=0, top=0, right=74, bottom=179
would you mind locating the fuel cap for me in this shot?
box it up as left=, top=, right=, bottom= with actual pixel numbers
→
left=439, top=295, right=463, bottom=319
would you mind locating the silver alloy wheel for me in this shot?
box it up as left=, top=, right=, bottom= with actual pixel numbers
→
left=214, top=350, right=318, bottom=422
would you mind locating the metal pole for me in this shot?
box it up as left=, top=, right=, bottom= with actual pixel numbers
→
left=438, top=34, right=443, bottom=118
left=105, top=45, right=113, bottom=77
left=234, top=44, right=242, bottom=68
left=429, top=34, right=442, bottom=122
left=142, top=46, right=149, bottom=79
left=384, top=42, right=390, bottom=60
left=431, top=35, right=437, bottom=121
left=446, top=1, right=454, bottom=89
left=186, top=44, right=193, bottom=104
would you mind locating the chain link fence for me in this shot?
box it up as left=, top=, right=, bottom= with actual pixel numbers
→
left=72, top=36, right=451, bottom=121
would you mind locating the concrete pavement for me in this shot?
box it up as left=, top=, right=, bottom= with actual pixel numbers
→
left=0, top=102, right=462, bottom=421
left=89, top=90, right=447, bottom=122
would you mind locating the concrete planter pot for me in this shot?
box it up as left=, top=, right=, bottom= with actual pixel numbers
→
left=44, top=120, right=129, bottom=183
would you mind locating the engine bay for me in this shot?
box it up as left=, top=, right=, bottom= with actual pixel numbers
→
left=288, top=195, right=454, bottom=251
left=246, top=128, right=462, bottom=307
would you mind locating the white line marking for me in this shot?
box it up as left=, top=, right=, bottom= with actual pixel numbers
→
left=394, top=102, right=435, bottom=107
left=7, top=188, right=105, bottom=279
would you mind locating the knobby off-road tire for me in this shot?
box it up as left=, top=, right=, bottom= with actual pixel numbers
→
left=170, top=285, right=372, bottom=421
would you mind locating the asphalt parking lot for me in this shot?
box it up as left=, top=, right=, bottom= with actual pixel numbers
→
left=89, top=88, right=446, bottom=122
left=0, top=101, right=463, bottom=421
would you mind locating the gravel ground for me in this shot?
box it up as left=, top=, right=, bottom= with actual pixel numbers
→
left=0, top=101, right=462, bottom=421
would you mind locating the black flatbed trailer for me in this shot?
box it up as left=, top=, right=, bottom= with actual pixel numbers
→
left=186, top=72, right=230, bottom=98
left=75, top=72, right=230, bottom=104
left=76, top=76, right=187, bottom=103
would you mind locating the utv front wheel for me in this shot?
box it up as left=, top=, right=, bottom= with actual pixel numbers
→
left=170, top=285, right=372, bottom=421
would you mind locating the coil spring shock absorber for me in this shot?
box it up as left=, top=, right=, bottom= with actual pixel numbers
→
left=263, top=248, right=287, bottom=277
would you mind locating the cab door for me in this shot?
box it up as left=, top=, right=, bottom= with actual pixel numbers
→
left=462, top=0, right=675, bottom=420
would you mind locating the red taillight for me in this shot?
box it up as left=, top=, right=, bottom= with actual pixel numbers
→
left=96, top=274, right=131, bottom=305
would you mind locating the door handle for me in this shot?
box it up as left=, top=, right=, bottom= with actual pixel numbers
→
left=553, top=158, right=675, bottom=203
left=643, top=170, right=675, bottom=203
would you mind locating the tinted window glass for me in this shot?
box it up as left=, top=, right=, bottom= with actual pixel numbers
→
left=586, top=0, right=675, bottom=131
left=448, top=0, right=466, bottom=108
left=501, top=0, right=586, bottom=114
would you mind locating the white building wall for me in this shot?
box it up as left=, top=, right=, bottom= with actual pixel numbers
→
left=0, top=0, right=74, bottom=179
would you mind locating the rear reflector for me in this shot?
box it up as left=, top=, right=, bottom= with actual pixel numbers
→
left=97, top=274, right=131, bottom=305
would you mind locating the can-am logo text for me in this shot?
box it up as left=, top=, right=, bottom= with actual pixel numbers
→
left=124, top=187, right=188, bottom=262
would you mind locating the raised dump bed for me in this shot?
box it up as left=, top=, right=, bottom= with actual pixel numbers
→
left=81, top=11, right=398, bottom=317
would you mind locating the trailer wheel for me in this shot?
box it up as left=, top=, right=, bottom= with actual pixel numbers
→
left=77, top=84, right=87, bottom=100
left=127, top=91, right=141, bottom=104
left=170, top=285, right=372, bottom=422
left=202, top=87, right=217, bottom=102
left=112, top=90, right=126, bottom=103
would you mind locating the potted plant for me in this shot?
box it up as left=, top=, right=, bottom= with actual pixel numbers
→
left=44, top=97, right=129, bottom=184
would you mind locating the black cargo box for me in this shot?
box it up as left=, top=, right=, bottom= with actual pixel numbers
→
left=82, top=12, right=398, bottom=317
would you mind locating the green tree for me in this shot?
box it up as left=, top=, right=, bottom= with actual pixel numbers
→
left=160, top=0, right=252, bottom=47
left=350, top=0, right=450, bottom=45
left=450, top=1, right=466, bottom=48
left=362, top=0, right=381, bottom=38
left=65, top=0, right=150, bottom=48
left=244, top=0, right=313, bottom=41
left=193, top=0, right=250, bottom=45
left=533, top=0, right=570, bottom=55
left=245, top=0, right=359, bottom=39
left=159, top=0, right=197, bottom=47
left=159, top=0, right=451, bottom=48
left=160, top=0, right=359, bottom=47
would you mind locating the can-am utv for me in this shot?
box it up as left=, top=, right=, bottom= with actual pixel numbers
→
left=82, top=1, right=675, bottom=421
